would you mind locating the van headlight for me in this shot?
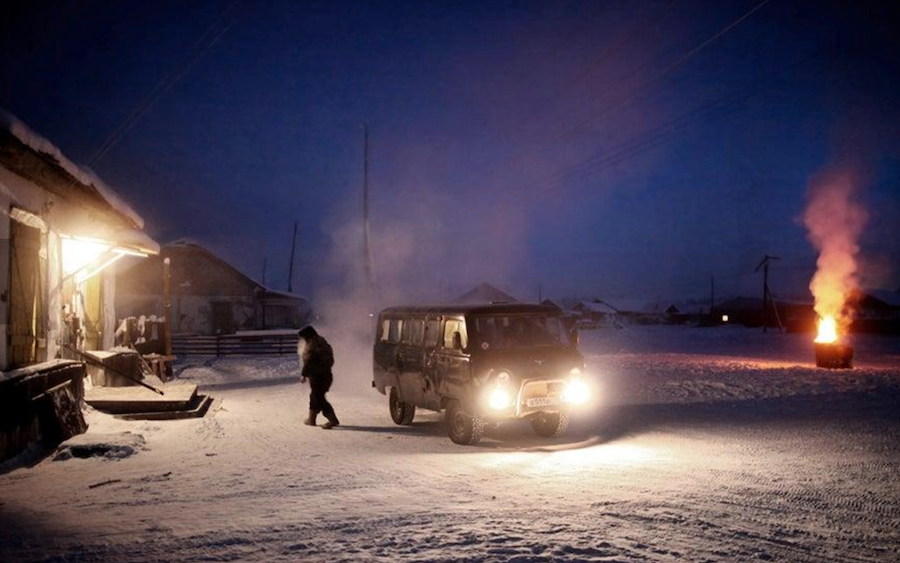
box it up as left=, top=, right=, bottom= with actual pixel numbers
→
left=488, top=386, right=512, bottom=410
left=562, top=378, right=590, bottom=405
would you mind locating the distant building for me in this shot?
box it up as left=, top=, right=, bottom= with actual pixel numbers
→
left=117, top=241, right=308, bottom=335
left=605, top=298, right=679, bottom=325
left=540, top=298, right=565, bottom=310
left=849, top=290, right=900, bottom=335
left=714, top=292, right=900, bottom=334
left=571, top=300, right=619, bottom=327
left=714, top=296, right=813, bottom=331
left=454, top=282, right=518, bottom=304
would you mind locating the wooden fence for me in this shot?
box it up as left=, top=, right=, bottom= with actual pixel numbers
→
left=172, top=333, right=299, bottom=357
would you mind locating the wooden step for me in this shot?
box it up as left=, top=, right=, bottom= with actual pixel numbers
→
left=85, top=383, right=197, bottom=414
left=116, top=394, right=213, bottom=421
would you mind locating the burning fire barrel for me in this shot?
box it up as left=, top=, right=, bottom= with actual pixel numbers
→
left=814, top=342, right=853, bottom=369
left=814, top=315, right=853, bottom=369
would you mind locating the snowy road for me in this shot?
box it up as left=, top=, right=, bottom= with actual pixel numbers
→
left=2, top=328, right=899, bottom=562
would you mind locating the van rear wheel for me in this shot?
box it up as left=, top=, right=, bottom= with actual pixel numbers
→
left=531, top=410, right=569, bottom=438
left=389, top=387, right=415, bottom=425
left=446, top=400, right=484, bottom=445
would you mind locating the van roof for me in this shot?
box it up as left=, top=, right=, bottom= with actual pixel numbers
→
left=379, top=303, right=561, bottom=317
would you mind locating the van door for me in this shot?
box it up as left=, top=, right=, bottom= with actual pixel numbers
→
left=420, top=317, right=443, bottom=410
left=372, top=315, right=393, bottom=392
left=397, top=318, right=425, bottom=406
left=435, top=317, right=471, bottom=404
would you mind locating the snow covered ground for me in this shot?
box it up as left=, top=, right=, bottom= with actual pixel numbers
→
left=1, top=326, right=899, bottom=562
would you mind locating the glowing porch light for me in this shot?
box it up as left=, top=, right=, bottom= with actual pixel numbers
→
left=62, top=236, right=111, bottom=276
left=721, top=314, right=729, bottom=322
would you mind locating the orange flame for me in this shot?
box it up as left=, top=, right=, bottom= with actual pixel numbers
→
left=814, top=315, right=838, bottom=344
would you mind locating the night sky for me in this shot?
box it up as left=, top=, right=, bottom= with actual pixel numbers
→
left=2, top=0, right=898, bottom=304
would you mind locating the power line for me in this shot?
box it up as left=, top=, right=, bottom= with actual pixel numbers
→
left=85, top=0, right=243, bottom=168
left=520, top=46, right=825, bottom=201
left=506, top=0, right=678, bottom=133
left=474, top=0, right=777, bottom=208
left=560, top=0, right=774, bottom=140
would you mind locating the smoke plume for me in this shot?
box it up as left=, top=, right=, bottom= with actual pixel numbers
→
left=802, top=172, right=868, bottom=329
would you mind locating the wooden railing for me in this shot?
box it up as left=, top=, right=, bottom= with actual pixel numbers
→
left=172, top=333, right=298, bottom=357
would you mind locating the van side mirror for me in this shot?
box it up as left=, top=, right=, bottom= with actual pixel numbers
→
left=452, top=331, right=463, bottom=350
left=569, top=328, right=579, bottom=347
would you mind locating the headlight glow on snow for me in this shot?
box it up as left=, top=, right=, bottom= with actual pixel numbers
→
left=488, top=386, right=512, bottom=410
left=562, top=378, right=590, bottom=405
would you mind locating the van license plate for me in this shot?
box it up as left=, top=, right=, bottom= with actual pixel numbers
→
left=526, top=396, right=559, bottom=408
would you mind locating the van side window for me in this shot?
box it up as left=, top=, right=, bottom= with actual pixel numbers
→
left=425, top=320, right=440, bottom=347
left=443, top=319, right=468, bottom=350
left=380, top=319, right=390, bottom=342
left=401, top=318, right=412, bottom=343
left=407, top=319, right=425, bottom=345
left=389, top=319, right=403, bottom=343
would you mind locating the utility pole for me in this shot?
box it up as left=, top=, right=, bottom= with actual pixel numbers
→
left=755, top=254, right=780, bottom=334
left=287, top=222, right=297, bottom=293
left=362, top=123, right=373, bottom=292
left=710, top=275, right=715, bottom=316
left=538, top=285, right=543, bottom=303
left=162, top=257, right=173, bottom=358
left=261, top=256, right=267, bottom=286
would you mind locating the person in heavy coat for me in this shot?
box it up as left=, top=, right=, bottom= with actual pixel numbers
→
left=298, top=325, right=340, bottom=429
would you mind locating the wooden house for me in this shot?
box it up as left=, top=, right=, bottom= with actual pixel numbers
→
left=116, top=241, right=309, bottom=336
left=0, top=110, right=158, bottom=370
left=0, top=110, right=158, bottom=461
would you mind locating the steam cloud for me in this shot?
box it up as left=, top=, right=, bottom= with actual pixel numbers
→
left=802, top=173, right=868, bottom=329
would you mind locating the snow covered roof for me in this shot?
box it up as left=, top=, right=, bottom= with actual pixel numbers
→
left=867, top=290, right=900, bottom=308
left=573, top=300, right=618, bottom=314
left=540, top=298, right=564, bottom=310
left=160, top=240, right=306, bottom=300
left=604, top=298, right=663, bottom=314
left=0, top=109, right=145, bottom=229
left=454, top=282, right=518, bottom=304
left=262, top=288, right=307, bottom=302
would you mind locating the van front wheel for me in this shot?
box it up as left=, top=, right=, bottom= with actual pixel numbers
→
left=446, top=400, right=484, bottom=445
left=389, top=387, right=415, bottom=425
left=531, top=410, right=569, bottom=438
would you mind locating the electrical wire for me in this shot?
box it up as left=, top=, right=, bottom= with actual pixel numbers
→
left=85, top=0, right=243, bottom=168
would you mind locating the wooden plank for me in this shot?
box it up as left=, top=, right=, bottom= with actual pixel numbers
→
left=85, top=383, right=197, bottom=414
left=116, top=394, right=212, bottom=421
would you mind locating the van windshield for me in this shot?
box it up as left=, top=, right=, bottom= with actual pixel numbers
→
left=470, top=315, right=570, bottom=350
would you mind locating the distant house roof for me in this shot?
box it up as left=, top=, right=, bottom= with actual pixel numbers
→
left=540, top=298, right=564, bottom=310
left=716, top=296, right=812, bottom=311
left=0, top=109, right=145, bottom=229
left=454, top=282, right=518, bottom=304
left=119, top=240, right=306, bottom=301
left=864, top=289, right=900, bottom=308
left=572, top=300, right=617, bottom=314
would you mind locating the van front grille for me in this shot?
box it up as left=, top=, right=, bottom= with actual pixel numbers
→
left=520, top=380, right=565, bottom=401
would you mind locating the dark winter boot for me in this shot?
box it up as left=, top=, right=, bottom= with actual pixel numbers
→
left=304, top=410, right=318, bottom=426
left=321, top=406, right=340, bottom=429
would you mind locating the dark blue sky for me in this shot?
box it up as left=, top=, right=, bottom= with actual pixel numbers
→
left=2, top=0, right=898, bottom=303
